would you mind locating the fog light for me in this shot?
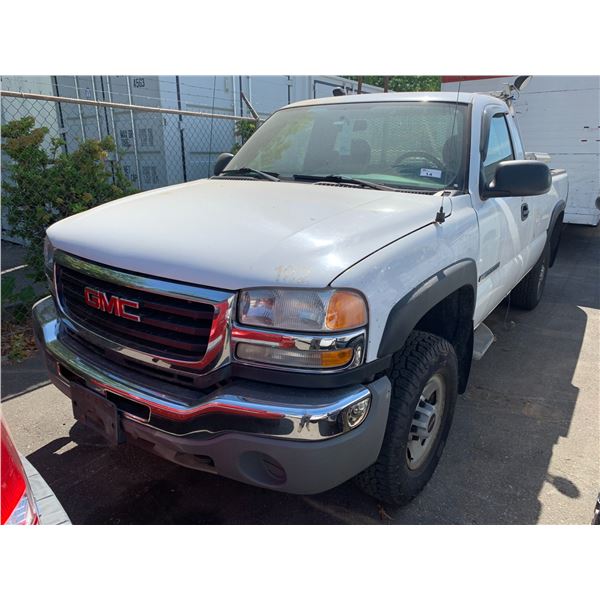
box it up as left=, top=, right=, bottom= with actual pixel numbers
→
left=341, top=396, right=371, bottom=431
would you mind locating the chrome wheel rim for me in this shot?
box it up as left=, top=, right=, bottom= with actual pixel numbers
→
left=406, top=373, right=446, bottom=471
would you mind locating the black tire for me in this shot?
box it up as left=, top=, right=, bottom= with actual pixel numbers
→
left=549, top=217, right=564, bottom=267
left=510, top=244, right=550, bottom=310
left=354, top=331, right=458, bottom=507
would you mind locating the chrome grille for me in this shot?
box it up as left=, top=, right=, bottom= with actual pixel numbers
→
left=56, top=263, right=215, bottom=362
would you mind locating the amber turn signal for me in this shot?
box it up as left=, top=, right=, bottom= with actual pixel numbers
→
left=325, top=290, right=368, bottom=331
left=319, top=348, right=354, bottom=368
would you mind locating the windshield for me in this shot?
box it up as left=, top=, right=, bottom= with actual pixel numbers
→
left=227, top=101, right=469, bottom=191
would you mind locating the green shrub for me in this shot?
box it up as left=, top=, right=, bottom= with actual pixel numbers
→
left=1, top=274, right=36, bottom=321
left=1, top=116, right=137, bottom=283
left=1, top=273, right=38, bottom=362
left=231, top=119, right=257, bottom=154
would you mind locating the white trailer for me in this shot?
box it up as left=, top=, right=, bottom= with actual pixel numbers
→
left=442, top=76, right=600, bottom=226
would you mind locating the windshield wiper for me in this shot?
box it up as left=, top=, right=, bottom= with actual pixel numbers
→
left=218, top=167, right=279, bottom=181
left=292, top=174, right=399, bottom=191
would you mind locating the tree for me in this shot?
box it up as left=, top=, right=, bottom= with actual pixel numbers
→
left=346, top=76, right=441, bottom=92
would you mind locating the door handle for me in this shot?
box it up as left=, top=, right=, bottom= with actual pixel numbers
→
left=521, top=203, right=529, bottom=221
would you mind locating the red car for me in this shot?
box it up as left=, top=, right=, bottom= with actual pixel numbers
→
left=1, top=418, right=70, bottom=525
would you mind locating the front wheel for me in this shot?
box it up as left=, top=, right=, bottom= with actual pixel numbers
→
left=354, top=331, right=458, bottom=506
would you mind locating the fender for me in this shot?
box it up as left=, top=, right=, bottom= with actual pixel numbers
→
left=547, top=199, right=566, bottom=268
left=377, top=259, right=477, bottom=393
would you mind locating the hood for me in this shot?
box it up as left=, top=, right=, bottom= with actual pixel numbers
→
left=47, top=178, right=438, bottom=290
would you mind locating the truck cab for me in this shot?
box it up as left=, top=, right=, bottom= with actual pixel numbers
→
left=34, top=91, right=568, bottom=506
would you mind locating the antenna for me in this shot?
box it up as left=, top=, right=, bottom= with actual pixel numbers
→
left=436, top=76, right=462, bottom=223
left=447, top=76, right=462, bottom=181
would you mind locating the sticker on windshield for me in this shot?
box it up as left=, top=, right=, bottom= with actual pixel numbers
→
left=420, top=168, right=442, bottom=179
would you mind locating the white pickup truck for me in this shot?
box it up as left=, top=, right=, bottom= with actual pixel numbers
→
left=34, top=91, right=568, bottom=506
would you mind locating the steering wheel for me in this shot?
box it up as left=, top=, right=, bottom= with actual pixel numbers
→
left=392, top=151, right=446, bottom=172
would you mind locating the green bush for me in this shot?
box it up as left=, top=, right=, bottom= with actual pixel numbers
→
left=231, top=119, right=257, bottom=154
left=1, top=273, right=36, bottom=321
left=1, top=116, right=137, bottom=283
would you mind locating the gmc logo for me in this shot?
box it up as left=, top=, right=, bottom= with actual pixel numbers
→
left=84, top=287, right=141, bottom=322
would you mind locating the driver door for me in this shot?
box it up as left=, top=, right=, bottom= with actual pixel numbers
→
left=473, top=109, right=534, bottom=325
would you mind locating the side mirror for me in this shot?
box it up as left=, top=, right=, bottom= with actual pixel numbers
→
left=213, top=152, right=234, bottom=176
left=482, top=160, right=552, bottom=199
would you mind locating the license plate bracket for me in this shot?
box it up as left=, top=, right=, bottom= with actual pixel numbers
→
left=71, top=383, right=124, bottom=446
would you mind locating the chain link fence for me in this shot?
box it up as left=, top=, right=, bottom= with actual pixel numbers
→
left=0, top=89, right=260, bottom=355
left=1, top=90, right=258, bottom=193
left=1, top=89, right=259, bottom=250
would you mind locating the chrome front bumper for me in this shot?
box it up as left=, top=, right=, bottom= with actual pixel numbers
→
left=33, top=296, right=389, bottom=442
left=33, top=296, right=392, bottom=493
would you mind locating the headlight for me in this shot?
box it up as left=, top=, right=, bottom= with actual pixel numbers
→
left=234, top=288, right=367, bottom=371
left=238, top=288, right=367, bottom=332
left=43, top=237, right=55, bottom=279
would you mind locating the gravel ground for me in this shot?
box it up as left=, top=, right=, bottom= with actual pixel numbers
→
left=2, top=224, right=598, bottom=524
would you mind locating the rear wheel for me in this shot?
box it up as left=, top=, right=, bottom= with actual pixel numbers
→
left=511, top=244, right=550, bottom=310
left=354, top=331, right=458, bottom=506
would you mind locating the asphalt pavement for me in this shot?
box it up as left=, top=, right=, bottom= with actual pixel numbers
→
left=2, top=224, right=599, bottom=524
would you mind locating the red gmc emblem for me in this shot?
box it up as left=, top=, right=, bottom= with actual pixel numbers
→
left=84, top=287, right=141, bottom=322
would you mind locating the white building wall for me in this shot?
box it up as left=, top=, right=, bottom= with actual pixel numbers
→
left=1, top=76, right=61, bottom=143
left=442, top=76, right=600, bottom=225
